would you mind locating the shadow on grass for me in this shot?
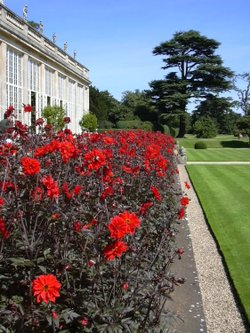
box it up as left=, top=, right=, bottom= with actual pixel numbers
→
left=220, top=140, right=250, bottom=148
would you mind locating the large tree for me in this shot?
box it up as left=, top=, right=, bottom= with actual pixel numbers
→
left=150, top=30, right=233, bottom=137
left=237, top=116, right=250, bottom=144
left=191, top=94, right=239, bottom=134
left=233, top=72, right=250, bottom=116
left=89, top=86, right=120, bottom=124
left=121, top=90, right=157, bottom=123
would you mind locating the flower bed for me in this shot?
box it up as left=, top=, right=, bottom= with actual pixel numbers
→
left=0, top=107, right=188, bottom=333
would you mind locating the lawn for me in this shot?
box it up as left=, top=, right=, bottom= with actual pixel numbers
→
left=177, top=134, right=249, bottom=148
left=186, top=148, right=250, bottom=161
left=187, top=165, right=250, bottom=322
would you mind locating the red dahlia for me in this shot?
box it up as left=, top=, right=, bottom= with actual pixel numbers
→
left=21, top=157, right=40, bottom=176
left=32, top=274, right=61, bottom=303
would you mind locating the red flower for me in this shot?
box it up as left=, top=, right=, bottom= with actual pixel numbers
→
left=155, top=156, right=168, bottom=172
left=21, top=157, right=40, bottom=176
left=59, top=140, right=77, bottom=163
left=32, top=274, right=61, bottom=303
left=82, top=219, right=97, bottom=230
left=42, top=175, right=59, bottom=199
left=0, top=181, right=17, bottom=193
left=108, top=211, right=140, bottom=239
left=81, top=318, right=88, bottom=326
left=108, top=216, right=128, bottom=239
left=0, top=217, right=9, bottom=239
left=84, top=149, right=107, bottom=171
left=176, top=248, right=185, bottom=258
left=14, top=120, right=28, bottom=137
left=119, top=211, right=140, bottom=235
left=52, top=311, right=58, bottom=320
left=64, top=117, right=71, bottom=124
left=184, top=181, right=191, bottom=189
left=178, top=207, right=185, bottom=220
left=62, top=182, right=72, bottom=200
left=87, top=259, right=96, bottom=267
left=103, top=241, right=128, bottom=260
left=145, top=144, right=161, bottom=160
left=180, top=196, right=189, bottom=207
left=4, top=105, right=15, bottom=118
left=51, top=213, right=60, bottom=221
left=150, top=186, right=161, bottom=202
left=73, top=185, right=82, bottom=196
left=103, top=136, right=115, bottom=145
left=32, top=187, right=44, bottom=202
left=73, top=221, right=82, bottom=232
left=139, top=201, right=153, bottom=215
left=122, top=282, right=129, bottom=291
left=0, top=197, right=4, bottom=207
left=23, top=104, right=33, bottom=112
left=45, top=124, right=53, bottom=132
left=100, top=186, right=114, bottom=201
left=35, top=118, right=44, bottom=126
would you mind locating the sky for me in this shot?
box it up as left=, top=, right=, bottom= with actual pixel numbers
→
left=3, top=0, right=250, bottom=106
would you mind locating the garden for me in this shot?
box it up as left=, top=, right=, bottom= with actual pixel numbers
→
left=0, top=106, right=190, bottom=333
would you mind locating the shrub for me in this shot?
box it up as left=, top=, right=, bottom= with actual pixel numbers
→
left=163, top=125, right=170, bottom=135
left=0, top=107, right=189, bottom=333
left=194, top=141, right=207, bottom=149
left=79, top=113, right=98, bottom=132
left=153, top=122, right=165, bottom=133
left=98, top=120, right=114, bottom=129
left=170, top=127, right=179, bottom=138
left=193, top=116, right=218, bottom=138
left=42, top=106, right=65, bottom=131
left=116, top=120, right=153, bottom=131
left=140, top=121, right=153, bottom=132
left=116, top=120, right=141, bottom=129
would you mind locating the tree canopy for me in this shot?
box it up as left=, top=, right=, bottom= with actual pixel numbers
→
left=191, top=94, right=239, bottom=134
left=89, top=86, right=120, bottom=124
left=150, top=30, right=234, bottom=137
left=233, top=73, right=250, bottom=116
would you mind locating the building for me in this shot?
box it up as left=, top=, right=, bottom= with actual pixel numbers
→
left=0, top=3, right=90, bottom=133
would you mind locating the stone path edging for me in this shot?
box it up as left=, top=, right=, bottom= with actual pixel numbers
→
left=177, top=164, right=247, bottom=333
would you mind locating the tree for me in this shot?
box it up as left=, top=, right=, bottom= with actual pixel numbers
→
left=191, top=94, right=239, bottom=134
left=148, top=73, right=190, bottom=133
left=42, top=105, right=65, bottom=131
left=233, top=73, right=250, bottom=116
left=151, top=30, right=234, bottom=137
left=79, top=113, right=97, bottom=132
left=237, top=116, right=250, bottom=144
left=121, top=90, right=157, bottom=123
left=89, top=86, right=120, bottom=125
left=193, top=116, right=218, bottom=138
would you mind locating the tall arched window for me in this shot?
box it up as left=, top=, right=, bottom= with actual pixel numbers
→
left=6, top=47, right=23, bottom=117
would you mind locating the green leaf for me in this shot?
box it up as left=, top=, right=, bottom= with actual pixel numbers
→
left=43, top=248, right=51, bottom=257
left=8, top=258, right=33, bottom=267
left=61, top=309, right=80, bottom=324
left=38, top=265, right=47, bottom=274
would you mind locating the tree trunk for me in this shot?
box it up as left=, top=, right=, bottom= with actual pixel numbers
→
left=177, top=114, right=186, bottom=138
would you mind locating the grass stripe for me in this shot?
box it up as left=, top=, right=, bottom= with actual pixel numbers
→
left=187, top=148, right=250, bottom=162
left=187, top=165, right=250, bottom=322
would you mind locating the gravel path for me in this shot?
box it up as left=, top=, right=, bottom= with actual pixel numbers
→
left=178, top=164, right=247, bottom=333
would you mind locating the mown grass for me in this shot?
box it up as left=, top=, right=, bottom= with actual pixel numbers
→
left=187, top=165, right=250, bottom=322
left=177, top=134, right=249, bottom=148
left=186, top=148, right=250, bottom=162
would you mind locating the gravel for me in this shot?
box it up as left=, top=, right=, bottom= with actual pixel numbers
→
left=178, top=164, right=247, bottom=333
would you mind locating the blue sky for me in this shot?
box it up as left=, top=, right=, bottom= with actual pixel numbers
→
left=4, top=0, right=250, bottom=106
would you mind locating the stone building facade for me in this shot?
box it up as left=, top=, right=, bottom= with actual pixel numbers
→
left=0, top=3, right=90, bottom=133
